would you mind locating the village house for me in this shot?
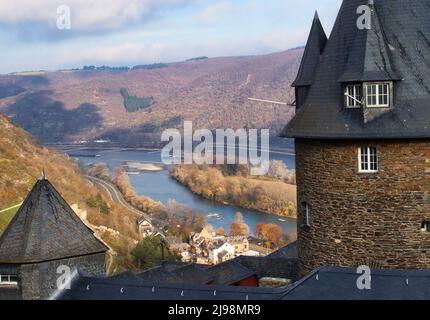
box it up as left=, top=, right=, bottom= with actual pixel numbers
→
left=226, top=236, right=249, bottom=254
left=189, top=225, right=252, bottom=264
left=169, top=243, right=192, bottom=263
left=137, top=219, right=155, bottom=238
left=190, top=225, right=215, bottom=245
left=189, top=225, right=216, bottom=257
left=208, top=241, right=235, bottom=265
left=216, top=250, right=235, bottom=264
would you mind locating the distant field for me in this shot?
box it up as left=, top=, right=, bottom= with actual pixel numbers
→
left=0, top=205, right=19, bottom=234
left=11, top=71, right=47, bottom=76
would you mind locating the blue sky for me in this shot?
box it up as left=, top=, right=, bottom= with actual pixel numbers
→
left=0, top=0, right=342, bottom=74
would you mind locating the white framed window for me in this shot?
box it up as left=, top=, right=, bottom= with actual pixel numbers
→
left=421, top=221, right=430, bottom=233
left=359, top=147, right=378, bottom=173
left=365, top=82, right=391, bottom=107
left=0, top=275, right=18, bottom=286
left=345, top=84, right=362, bottom=108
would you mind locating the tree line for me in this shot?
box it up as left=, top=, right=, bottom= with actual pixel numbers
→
left=170, top=162, right=297, bottom=217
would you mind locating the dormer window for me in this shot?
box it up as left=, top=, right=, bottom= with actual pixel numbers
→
left=364, top=82, right=392, bottom=108
left=345, top=84, right=362, bottom=108
left=344, top=82, right=393, bottom=109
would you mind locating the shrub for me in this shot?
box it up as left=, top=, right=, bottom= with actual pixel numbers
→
left=120, top=88, right=154, bottom=113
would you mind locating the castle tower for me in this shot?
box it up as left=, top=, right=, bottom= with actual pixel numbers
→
left=283, top=0, right=430, bottom=276
left=0, top=176, right=108, bottom=300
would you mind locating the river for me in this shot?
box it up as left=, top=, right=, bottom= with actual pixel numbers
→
left=70, top=138, right=297, bottom=236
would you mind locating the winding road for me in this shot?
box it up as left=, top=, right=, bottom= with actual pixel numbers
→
left=0, top=202, right=23, bottom=214
left=86, top=176, right=167, bottom=238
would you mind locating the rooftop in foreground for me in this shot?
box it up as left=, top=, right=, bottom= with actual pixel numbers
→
left=0, top=178, right=108, bottom=264
left=55, top=266, right=430, bottom=300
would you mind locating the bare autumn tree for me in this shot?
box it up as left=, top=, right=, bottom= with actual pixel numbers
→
left=216, top=227, right=225, bottom=236
left=229, top=212, right=249, bottom=236
left=87, top=163, right=110, bottom=180
left=170, top=164, right=297, bottom=217
left=259, top=224, right=284, bottom=247
left=254, top=223, right=265, bottom=238
left=193, top=214, right=207, bottom=231
left=268, top=160, right=296, bottom=185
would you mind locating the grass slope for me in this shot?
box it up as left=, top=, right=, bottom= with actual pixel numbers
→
left=0, top=113, right=141, bottom=272
left=0, top=206, right=19, bottom=235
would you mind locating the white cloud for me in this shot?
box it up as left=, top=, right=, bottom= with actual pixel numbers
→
left=50, top=28, right=307, bottom=68
left=0, top=0, right=197, bottom=39
left=194, top=1, right=231, bottom=23
left=0, top=0, right=342, bottom=73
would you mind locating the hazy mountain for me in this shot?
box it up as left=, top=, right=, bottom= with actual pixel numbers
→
left=0, top=48, right=303, bottom=146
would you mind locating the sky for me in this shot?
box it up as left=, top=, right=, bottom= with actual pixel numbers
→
left=0, top=0, right=342, bottom=74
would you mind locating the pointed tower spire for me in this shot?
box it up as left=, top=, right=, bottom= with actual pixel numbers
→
left=292, top=11, right=327, bottom=87
left=39, top=168, right=46, bottom=181
left=0, top=179, right=108, bottom=264
left=313, top=10, right=319, bottom=20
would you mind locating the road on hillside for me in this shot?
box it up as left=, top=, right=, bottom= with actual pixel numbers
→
left=0, top=202, right=23, bottom=214
left=86, top=176, right=167, bottom=238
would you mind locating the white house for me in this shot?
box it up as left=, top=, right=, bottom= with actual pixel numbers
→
left=169, top=243, right=192, bottom=263
left=208, top=242, right=235, bottom=265
left=138, top=220, right=155, bottom=237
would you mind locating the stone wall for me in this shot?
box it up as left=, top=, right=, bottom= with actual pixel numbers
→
left=0, top=264, right=22, bottom=300
left=21, top=252, right=106, bottom=300
left=295, top=139, right=430, bottom=276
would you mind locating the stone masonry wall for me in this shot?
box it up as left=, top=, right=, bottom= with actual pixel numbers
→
left=21, top=252, right=106, bottom=300
left=295, top=139, right=430, bottom=276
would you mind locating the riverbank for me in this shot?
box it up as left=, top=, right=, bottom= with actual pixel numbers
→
left=126, top=162, right=164, bottom=172
left=170, top=164, right=297, bottom=218
left=72, top=149, right=297, bottom=234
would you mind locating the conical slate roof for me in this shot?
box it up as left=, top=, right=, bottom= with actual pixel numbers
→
left=338, top=4, right=400, bottom=82
left=0, top=178, right=108, bottom=264
left=292, top=12, right=327, bottom=87
left=283, top=0, right=430, bottom=139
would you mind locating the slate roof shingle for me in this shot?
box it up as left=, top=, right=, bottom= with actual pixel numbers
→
left=136, top=266, right=183, bottom=284
left=206, top=259, right=256, bottom=285
left=292, top=12, right=327, bottom=87
left=283, top=0, right=430, bottom=139
left=0, top=178, right=108, bottom=264
left=170, top=264, right=214, bottom=285
left=55, top=270, right=285, bottom=300
left=55, top=266, right=430, bottom=300
left=281, top=266, right=430, bottom=300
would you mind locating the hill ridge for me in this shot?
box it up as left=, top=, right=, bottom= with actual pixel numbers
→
left=0, top=48, right=303, bottom=146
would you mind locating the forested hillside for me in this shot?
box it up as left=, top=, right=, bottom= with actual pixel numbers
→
left=0, top=113, right=140, bottom=272
left=0, top=48, right=303, bottom=146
